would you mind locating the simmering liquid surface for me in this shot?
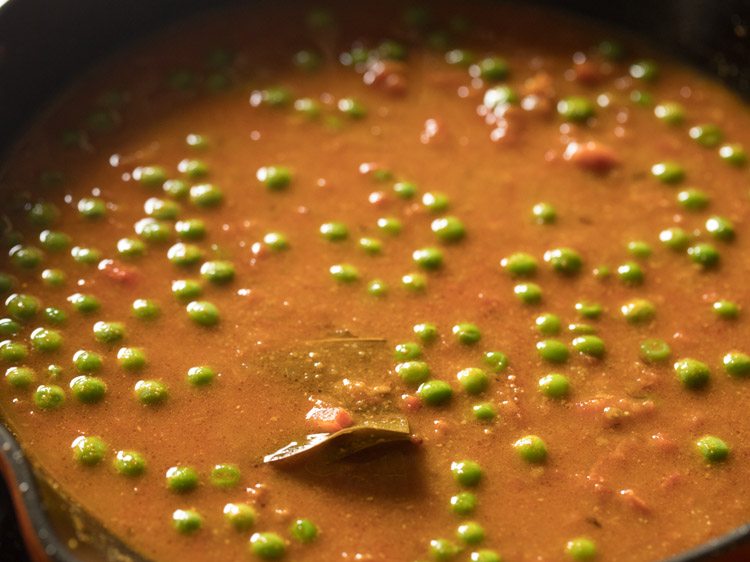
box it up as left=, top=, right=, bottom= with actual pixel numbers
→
left=2, top=2, right=750, bottom=561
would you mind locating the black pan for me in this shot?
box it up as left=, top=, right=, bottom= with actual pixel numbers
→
left=0, top=1, right=749, bottom=561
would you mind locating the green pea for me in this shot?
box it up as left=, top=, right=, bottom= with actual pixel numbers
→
left=413, top=322, right=438, bottom=343
left=117, top=238, right=146, bottom=259
left=450, top=491, right=477, bottom=515
left=113, top=450, right=146, bottom=476
left=565, top=537, right=597, bottom=561
left=568, top=323, right=597, bottom=335
left=471, top=402, right=497, bottom=422
left=538, top=374, right=570, bottom=398
left=695, top=435, right=730, bottom=463
left=134, top=218, right=172, bottom=243
left=501, top=253, right=538, bottom=278
left=536, top=339, right=569, bottom=363
left=263, top=232, right=289, bottom=251
left=293, top=49, right=322, bottom=72
left=71, top=436, right=107, bottom=466
left=186, top=133, right=208, bottom=150
left=42, top=308, right=65, bottom=327
left=620, top=299, right=656, bottom=323
left=557, top=97, right=595, bottom=122
left=0, top=274, right=13, bottom=295
left=144, top=197, right=180, bottom=220
left=189, top=184, right=223, bottom=208
left=359, top=238, right=383, bottom=255
left=712, top=300, right=739, bottom=320
left=251, top=86, right=292, bottom=107
left=457, top=368, right=489, bottom=394
left=677, top=188, right=710, bottom=211
left=483, top=85, right=518, bottom=108
left=674, top=358, right=710, bottom=389
left=68, top=293, right=99, bottom=314
left=626, top=240, right=652, bottom=259
left=200, top=260, right=235, bottom=284
left=654, top=102, right=685, bottom=125
left=186, top=300, right=219, bottom=326
left=69, top=375, right=107, bottom=403
left=166, top=465, right=199, bottom=492
left=330, top=264, right=359, bottom=283
left=422, top=192, right=450, bottom=213
left=513, top=435, right=548, bottom=463
left=0, top=318, right=19, bottom=337
left=393, top=181, right=418, bottom=199
left=572, top=302, right=601, bottom=320
left=41, top=268, right=66, bottom=287
left=223, top=503, right=256, bottom=531
left=187, top=365, right=215, bottom=386
left=651, top=161, right=685, bottom=184
left=5, top=366, right=35, bottom=388
left=117, top=347, right=147, bottom=371
left=535, top=313, right=561, bottom=336
left=210, top=463, right=240, bottom=488
left=446, top=49, right=476, bottom=67
left=456, top=522, right=484, bottom=545
left=366, top=279, right=388, bottom=297
left=687, top=243, right=720, bottom=268
left=471, top=56, right=509, bottom=81
left=33, top=384, right=65, bottom=409
left=483, top=351, right=508, bottom=372
left=47, top=364, right=63, bottom=380
left=77, top=197, right=106, bottom=219
left=629, top=59, right=659, bottom=81
left=659, top=227, right=691, bottom=251
left=133, top=165, right=167, bottom=187
left=290, top=518, right=318, bottom=543
left=337, top=97, right=367, bottom=119
left=256, top=165, right=292, bottom=190
left=394, top=342, right=422, bottom=360
left=451, top=459, right=482, bottom=487
left=417, top=380, right=453, bottom=406
left=39, top=230, right=71, bottom=252
left=402, top=272, right=427, bottom=292
left=532, top=202, right=556, bottom=225
left=431, top=216, right=465, bottom=243
left=249, top=532, right=286, bottom=559
left=72, top=350, right=103, bottom=373
left=172, top=509, right=202, bottom=534
left=640, top=339, right=671, bottom=363
left=396, top=361, right=431, bottom=385
left=178, top=159, right=209, bottom=179
left=29, top=327, right=62, bottom=352
left=705, top=216, right=735, bottom=242
left=429, top=538, right=460, bottom=561
left=0, top=340, right=27, bottom=363
left=514, top=282, right=542, bottom=304
left=172, top=279, right=203, bottom=301
left=163, top=179, right=189, bottom=199
left=617, top=262, right=644, bottom=285
left=413, top=247, right=444, bottom=270
left=470, top=550, right=503, bottom=562
left=175, top=219, right=206, bottom=241
left=722, top=351, right=750, bottom=377
left=132, top=298, right=160, bottom=320
left=572, top=335, right=605, bottom=358
left=319, top=221, right=348, bottom=241
left=9, top=245, right=43, bottom=269
left=719, top=143, right=747, bottom=166
left=70, top=246, right=101, bottom=265
left=167, top=243, right=203, bottom=267
left=92, top=321, right=125, bottom=344
left=452, top=323, right=481, bottom=345
left=630, top=90, right=653, bottom=106
left=27, top=202, right=60, bottom=228
left=377, top=216, right=403, bottom=236
left=689, top=123, right=723, bottom=148
left=544, top=248, right=582, bottom=275
left=134, top=379, right=169, bottom=405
